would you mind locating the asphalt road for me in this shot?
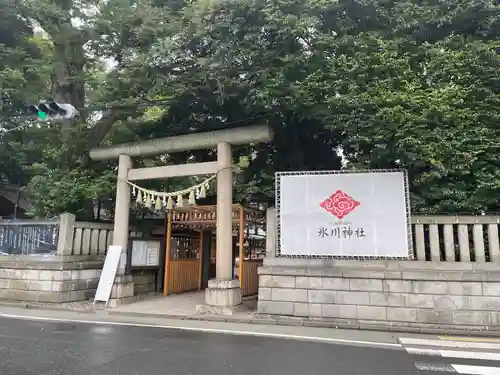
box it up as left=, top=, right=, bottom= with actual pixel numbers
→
left=0, top=316, right=416, bottom=375
left=0, top=316, right=498, bottom=375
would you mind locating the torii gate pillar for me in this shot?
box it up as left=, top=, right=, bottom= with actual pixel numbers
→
left=114, top=154, right=132, bottom=275
left=90, top=125, right=273, bottom=309
left=203, top=141, right=242, bottom=308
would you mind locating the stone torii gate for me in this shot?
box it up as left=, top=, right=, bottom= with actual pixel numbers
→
left=89, top=125, right=273, bottom=308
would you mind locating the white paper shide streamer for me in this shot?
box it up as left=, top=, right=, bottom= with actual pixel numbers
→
left=127, top=174, right=215, bottom=211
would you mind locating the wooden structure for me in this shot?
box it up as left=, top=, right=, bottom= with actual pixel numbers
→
left=163, top=204, right=265, bottom=297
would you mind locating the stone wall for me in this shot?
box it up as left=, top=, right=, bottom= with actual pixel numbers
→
left=131, top=269, right=156, bottom=295
left=0, top=255, right=103, bottom=303
left=258, top=258, right=500, bottom=332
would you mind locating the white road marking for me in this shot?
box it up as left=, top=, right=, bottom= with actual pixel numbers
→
left=451, top=365, right=500, bottom=375
left=400, top=338, right=500, bottom=351
left=407, top=347, right=500, bottom=361
left=440, top=337, right=500, bottom=343
left=415, top=362, right=456, bottom=372
left=0, top=312, right=401, bottom=349
left=91, top=326, right=114, bottom=334
left=407, top=347, right=441, bottom=356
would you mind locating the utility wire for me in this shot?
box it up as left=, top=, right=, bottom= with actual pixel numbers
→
left=0, top=111, right=280, bottom=138
left=0, top=98, right=184, bottom=133
left=0, top=56, right=314, bottom=123
left=0, top=98, right=175, bottom=120
left=0, top=91, right=273, bottom=120
left=0, top=58, right=287, bottom=119
left=0, top=87, right=287, bottom=133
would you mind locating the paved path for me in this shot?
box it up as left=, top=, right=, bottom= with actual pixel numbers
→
left=399, top=336, right=500, bottom=374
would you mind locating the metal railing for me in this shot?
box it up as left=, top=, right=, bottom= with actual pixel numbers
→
left=0, top=220, right=59, bottom=255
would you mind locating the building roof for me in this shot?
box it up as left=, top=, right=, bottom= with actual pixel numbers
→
left=0, top=185, right=30, bottom=211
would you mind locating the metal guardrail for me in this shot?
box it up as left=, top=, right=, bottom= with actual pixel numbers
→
left=0, top=221, right=59, bottom=255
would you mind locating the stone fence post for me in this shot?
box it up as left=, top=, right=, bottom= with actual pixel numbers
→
left=56, top=213, right=76, bottom=255
left=265, top=207, right=276, bottom=258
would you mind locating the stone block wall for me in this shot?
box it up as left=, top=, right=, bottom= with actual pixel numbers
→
left=131, top=269, right=156, bottom=295
left=258, top=259, right=500, bottom=331
left=0, top=213, right=155, bottom=306
left=0, top=255, right=103, bottom=303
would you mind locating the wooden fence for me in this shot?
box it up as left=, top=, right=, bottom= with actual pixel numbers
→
left=167, top=259, right=200, bottom=294
left=241, top=260, right=262, bottom=296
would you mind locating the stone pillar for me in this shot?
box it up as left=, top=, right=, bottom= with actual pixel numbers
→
left=215, top=142, right=233, bottom=280
left=204, top=142, right=241, bottom=311
left=56, top=213, right=76, bottom=256
left=113, top=154, right=132, bottom=275
left=109, top=154, right=135, bottom=306
left=265, top=207, right=276, bottom=258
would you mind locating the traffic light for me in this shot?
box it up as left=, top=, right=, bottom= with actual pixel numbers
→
left=28, top=102, right=78, bottom=121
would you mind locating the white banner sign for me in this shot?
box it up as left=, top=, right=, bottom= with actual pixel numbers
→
left=94, top=245, right=122, bottom=305
left=277, top=171, right=411, bottom=258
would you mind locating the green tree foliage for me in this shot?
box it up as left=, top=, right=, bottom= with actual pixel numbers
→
left=0, top=0, right=116, bottom=218
left=327, top=0, right=500, bottom=213
left=0, top=0, right=51, bottom=191
left=99, top=0, right=344, bottom=203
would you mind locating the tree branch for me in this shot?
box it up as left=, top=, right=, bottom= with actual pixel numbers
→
left=84, top=108, right=122, bottom=152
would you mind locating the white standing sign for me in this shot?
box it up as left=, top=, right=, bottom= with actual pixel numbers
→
left=277, top=171, right=411, bottom=258
left=94, top=245, right=123, bottom=305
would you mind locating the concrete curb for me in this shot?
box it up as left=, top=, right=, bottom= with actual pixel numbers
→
left=183, top=315, right=500, bottom=338
left=0, top=299, right=497, bottom=338
left=81, top=310, right=500, bottom=337
left=0, top=300, right=100, bottom=314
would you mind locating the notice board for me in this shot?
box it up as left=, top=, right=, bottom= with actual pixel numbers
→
left=131, top=240, right=160, bottom=267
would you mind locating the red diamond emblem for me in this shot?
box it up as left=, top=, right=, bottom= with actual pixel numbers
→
left=320, top=190, right=360, bottom=219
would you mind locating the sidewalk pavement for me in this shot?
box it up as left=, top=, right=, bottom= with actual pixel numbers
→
left=0, top=294, right=494, bottom=339
left=0, top=302, right=405, bottom=349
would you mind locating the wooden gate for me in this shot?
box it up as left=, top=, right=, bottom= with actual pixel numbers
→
left=163, top=205, right=266, bottom=297
left=167, top=258, right=200, bottom=294
left=241, top=259, right=262, bottom=296
left=164, top=213, right=202, bottom=295
left=239, top=228, right=266, bottom=297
